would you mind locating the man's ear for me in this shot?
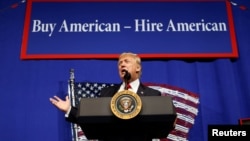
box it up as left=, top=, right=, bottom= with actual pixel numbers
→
left=136, top=66, right=141, bottom=73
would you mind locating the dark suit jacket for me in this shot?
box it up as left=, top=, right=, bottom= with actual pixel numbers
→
left=67, top=83, right=161, bottom=141
left=100, top=82, right=161, bottom=97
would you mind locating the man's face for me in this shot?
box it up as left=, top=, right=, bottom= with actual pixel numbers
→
left=118, top=55, right=140, bottom=81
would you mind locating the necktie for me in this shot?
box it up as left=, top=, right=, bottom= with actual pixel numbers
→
left=125, top=84, right=131, bottom=90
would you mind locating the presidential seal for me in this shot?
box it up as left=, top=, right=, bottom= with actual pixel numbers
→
left=110, top=90, right=142, bottom=120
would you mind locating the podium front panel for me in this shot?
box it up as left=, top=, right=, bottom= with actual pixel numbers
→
left=77, top=96, right=176, bottom=140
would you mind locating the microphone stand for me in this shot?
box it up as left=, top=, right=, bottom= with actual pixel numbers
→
left=123, top=70, right=131, bottom=90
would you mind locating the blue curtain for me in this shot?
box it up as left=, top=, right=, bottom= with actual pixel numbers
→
left=0, top=1, right=250, bottom=141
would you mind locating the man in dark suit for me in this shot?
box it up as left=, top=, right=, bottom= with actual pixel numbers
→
left=50, top=52, right=161, bottom=141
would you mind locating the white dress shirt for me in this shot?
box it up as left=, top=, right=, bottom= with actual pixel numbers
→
left=118, top=79, right=140, bottom=93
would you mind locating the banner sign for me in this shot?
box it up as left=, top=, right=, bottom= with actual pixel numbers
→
left=21, top=0, right=238, bottom=59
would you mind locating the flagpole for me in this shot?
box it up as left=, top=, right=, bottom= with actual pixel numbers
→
left=68, top=68, right=78, bottom=141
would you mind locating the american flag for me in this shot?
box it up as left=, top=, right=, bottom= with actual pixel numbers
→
left=69, top=82, right=200, bottom=141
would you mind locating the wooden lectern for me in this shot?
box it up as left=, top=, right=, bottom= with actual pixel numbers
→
left=77, top=96, right=176, bottom=141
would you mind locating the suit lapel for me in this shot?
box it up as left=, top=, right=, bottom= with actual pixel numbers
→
left=136, top=83, right=145, bottom=96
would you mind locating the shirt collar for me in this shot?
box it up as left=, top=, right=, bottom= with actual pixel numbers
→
left=121, top=79, right=140, bottom=93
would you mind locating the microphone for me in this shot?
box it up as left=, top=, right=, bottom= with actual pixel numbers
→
left=122, top=70, right=131, bottom=81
